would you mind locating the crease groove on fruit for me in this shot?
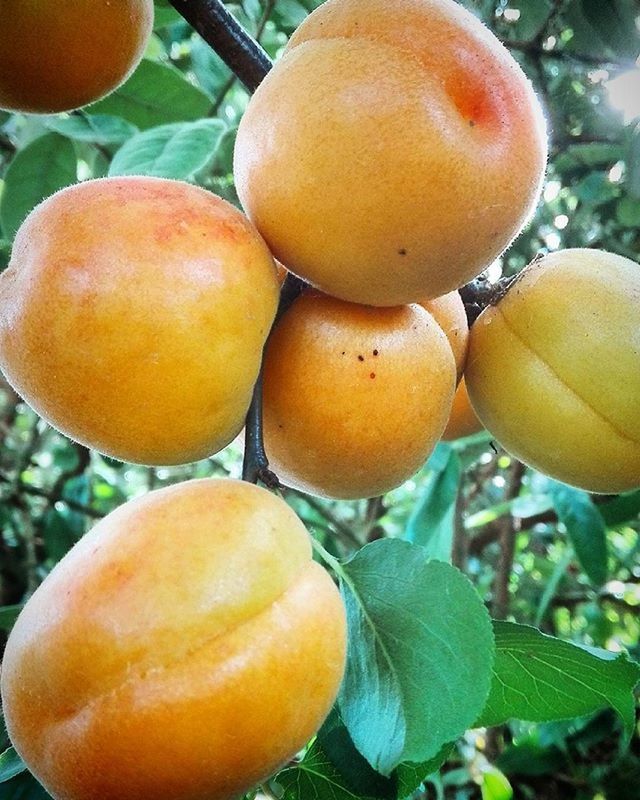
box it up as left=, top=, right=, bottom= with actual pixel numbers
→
left=49, top=562, right=316, bottom=725
left=496, top=307, right=640, bottom=450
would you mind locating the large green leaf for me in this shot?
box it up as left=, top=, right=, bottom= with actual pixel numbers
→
left=277, top=741, right=379, bottom=800
left=109, top=119, right=225, bottom=179
left=275, top=716, right=452, bottom=800
left=478, top=622, right=640, bottom=742
left=45, top=114, right=138, bottom=146
left=405, top=444, right=460, bottom=561
left=549, top=481, right=608, bottom=586
left=338, top=540, right=494, bottom=775
left=0, top=134, right=76, bottom=239
left=599, top=491, right=640, bottom=527
left=580, top=0, right=640, bottom=60
left=88, top=60, right=212, bottom=130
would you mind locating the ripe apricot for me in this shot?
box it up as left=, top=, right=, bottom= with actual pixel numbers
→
left=262, top=292, right=456, bottom=499
left=466, top=249, right=640, bottom=492
left=234, top=0, right=547, bottom=306
left=1, top=479, right=346, bottom=800
left=422, top=291, right=469, bottom=380
left=0, top=177, right=279, bottom=465
left=0, top=1, right=154, bottom=114
left=442, top=378, right=484, bottom=441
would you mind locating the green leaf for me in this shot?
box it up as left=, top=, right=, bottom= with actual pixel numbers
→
left=0, top=238, right=10, bottom=270
left=338, top=540, right=494, bottom=775
left=405, top=444, right=460, bottom=561
left=599, top=491, right=640, bottom=527
left=0, top=133, right=76, bottom=239
left=0, top=748, right=26, bottom=783
left=42, top=509, right=81, bottom=563
left=0, top=605, right=22, bottom=631
left=45, top=114, right=138, bottom=146
left=301, top=708, right=452, bottom=800
left=478, top=622, right=640, bottom=743
left=153, top=0, right=182, bottom=27
left=580, top=0, right=639, bottom=60
left=88, top=60, right=212, bottom=130
left=109, top=119, right=225, bottom=179
left=549, top=481, right=608, bottom=586
left=481, top=769, right=513, bottom=800
left=616, top=197, right=640, bottom=227
left=277, top=740, right=379, bottom=800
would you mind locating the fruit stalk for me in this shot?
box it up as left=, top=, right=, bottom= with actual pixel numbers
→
left=242, top=272, right=306, bottom=486
left=169, top=0, right=272, bottom=91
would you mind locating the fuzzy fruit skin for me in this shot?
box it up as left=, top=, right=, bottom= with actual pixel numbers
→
left=466, top=249, right=640, bottom=492
left=262, top=292, right=456, bottom=499
left=442, top=378, right=483, bottom=441
left=0, top=177, right=279, bottom=465
left=422, top=291, right=469, bottom=380
left=0, top=0, right=154, bottom=113
left=1, top=479, right=347, bottom=800
left=234, top=0, right=547, bottom=307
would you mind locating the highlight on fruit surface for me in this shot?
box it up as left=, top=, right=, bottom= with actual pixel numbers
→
left=1, top=479, right=347, bottom=800
left=0, top=0, right=154, bottom=113
left=0, top=176, right=280, bottom=466
left=465, top=248, right=640, bottom=493
left=262, top=291, right=457, bottom=499
left=234, top=0, right=547, bottom=306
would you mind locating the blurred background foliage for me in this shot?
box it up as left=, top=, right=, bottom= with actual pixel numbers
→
left=1, top=0, right=640, bottom=798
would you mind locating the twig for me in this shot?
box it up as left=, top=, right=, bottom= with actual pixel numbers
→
left=241, top=272, right=305, bottom=486
left=212, top=0, right=276, bottom=114
left=169, top=0, right=272, bottom=92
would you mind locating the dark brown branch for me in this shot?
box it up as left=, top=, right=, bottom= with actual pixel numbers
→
left=169, top=0, right=272, bottom=92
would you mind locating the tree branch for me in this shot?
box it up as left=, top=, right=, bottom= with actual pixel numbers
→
left=169, top=0, right=272, bottom=92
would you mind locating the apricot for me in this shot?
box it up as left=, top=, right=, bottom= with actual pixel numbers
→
left=234, top=0, right=547, bottom=307
left=422, top=291, right=469, bottom=380
left=442, top=378, right=484, bottom=441
left=1, top=479, right=346, bottom=800
left=0, top=177, right=279, bottom=465
left=0, top=0, right=154, bottom=114
left=262, top=292, right=456, bottom=499
left=465, top=249, right=640, bottom=492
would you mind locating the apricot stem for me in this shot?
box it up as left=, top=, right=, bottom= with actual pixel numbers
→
left=459, top=275, right=515, bottom=325
left=169, top=0, right=272, bottom=91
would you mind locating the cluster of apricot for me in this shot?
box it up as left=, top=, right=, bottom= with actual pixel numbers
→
left=0, top=1, right=639, bottom=799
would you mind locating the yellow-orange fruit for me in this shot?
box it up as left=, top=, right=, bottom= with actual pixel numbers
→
left=234, top=0, right=547, bottom=306
left=1, top=479, right=347, bottom=800
left=0, top=0, right=154, bottom=113
left=466, top=249, right=640, bottom=492
left=442, top=378, right=484, bottom=440
left=262, top=292, right=456, bottom=498
left=422, top=291, right=469, bottom=379
left=0, top=177, right=279, bottom=465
